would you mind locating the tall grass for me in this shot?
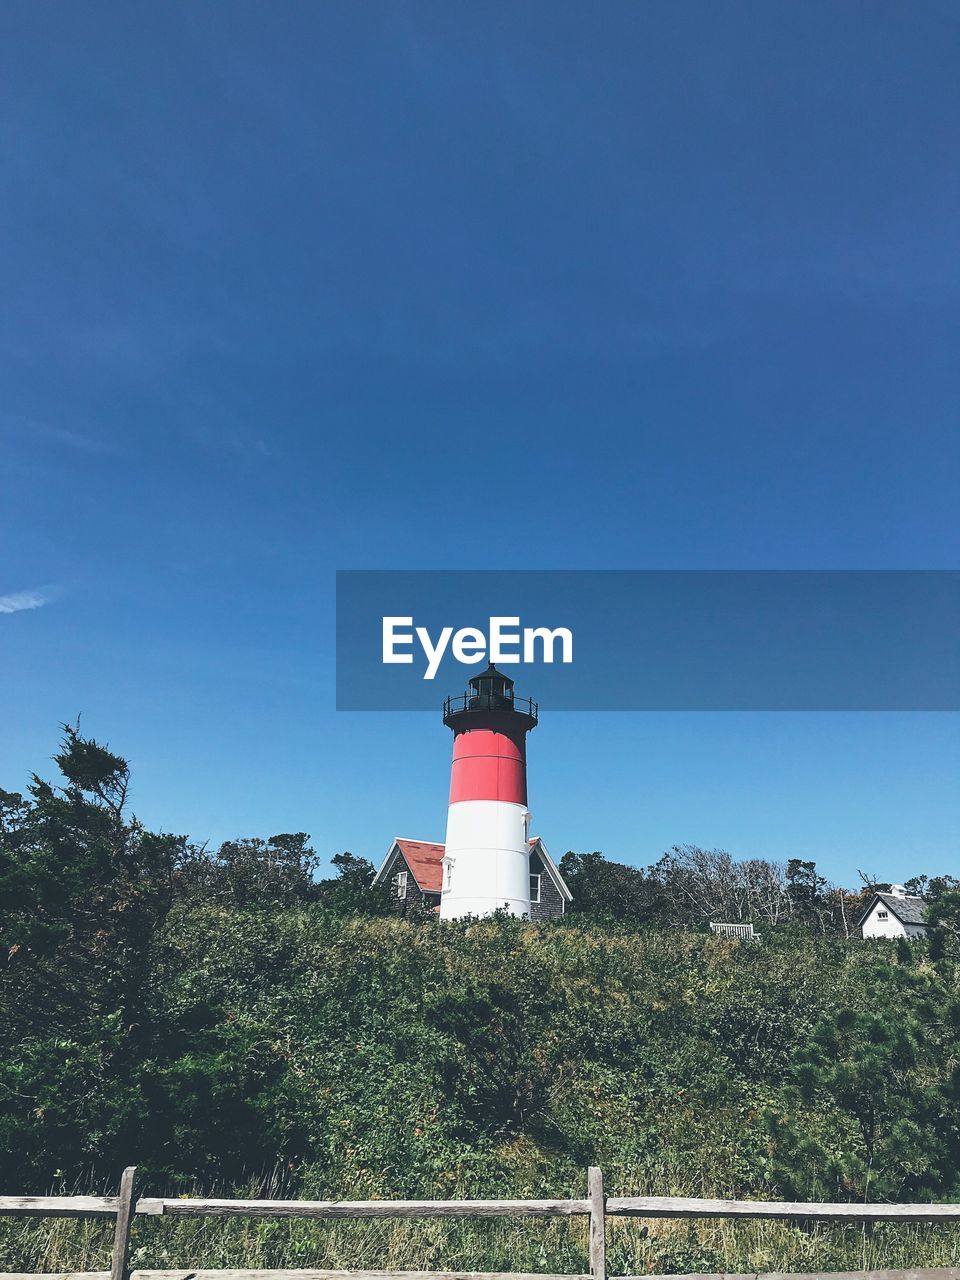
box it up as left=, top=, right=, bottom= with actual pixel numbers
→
left=3, top=1188, right=959, bottom=1275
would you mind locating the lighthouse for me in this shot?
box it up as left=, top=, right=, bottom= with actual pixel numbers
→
left=371, top=666, right=571, bottom=917
left=439, top=662, right=538, bottom=919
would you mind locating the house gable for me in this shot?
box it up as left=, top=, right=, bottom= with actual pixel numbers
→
left=372, top=839, right=443, bottom=913
left=373, top=835, right=571, bottom=921
left=528, top=837, right=572, bottom=921
left=372, top=838, right=444, bottom=893
left=859, top=890, right=928, bottom=940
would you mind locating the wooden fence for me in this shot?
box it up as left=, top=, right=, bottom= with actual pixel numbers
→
left=2, top=1167, right=960, bottom=1280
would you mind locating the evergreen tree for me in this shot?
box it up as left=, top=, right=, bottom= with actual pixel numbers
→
left=768, top=974, right=960, bottom=1199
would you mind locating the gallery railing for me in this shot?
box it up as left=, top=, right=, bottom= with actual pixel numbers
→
left=442, top=693, right=538, bottom=721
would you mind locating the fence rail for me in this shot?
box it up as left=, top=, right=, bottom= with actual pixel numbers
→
left=0, top=1197, right=119, bottom=1217
left=607, top=1196, right=960, bottom=1222
left=135, top=1198, right=593, bottom=1219
left=3, top=1167, right=960, bottom=1280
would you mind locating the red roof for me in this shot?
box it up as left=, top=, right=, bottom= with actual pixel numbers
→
left=395, top=839, right=445, bottom=893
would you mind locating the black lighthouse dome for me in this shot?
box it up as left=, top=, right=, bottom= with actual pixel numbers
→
left=443, top=662, right=538, bottom=729
left=468, top=662, right=514, bottom=708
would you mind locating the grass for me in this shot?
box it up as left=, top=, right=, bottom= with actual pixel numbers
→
left=3, top=1205, right=960, bottom=1275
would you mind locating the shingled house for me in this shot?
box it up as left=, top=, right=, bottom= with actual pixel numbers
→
left=372, top=836, right=571, bottom=921
left=859, top=884, right=929, bottom=940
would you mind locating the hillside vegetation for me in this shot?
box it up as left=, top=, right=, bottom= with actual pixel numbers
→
left=2, top=728, right=959, bottom=1274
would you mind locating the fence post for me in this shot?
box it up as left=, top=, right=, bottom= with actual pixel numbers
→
left=110, top=1166, right=137, bottom=1280
left=588, top=1166, right=605, bottom=1280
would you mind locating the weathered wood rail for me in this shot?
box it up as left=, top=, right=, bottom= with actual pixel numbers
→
left=2, top=1167, right=960, bottom=1280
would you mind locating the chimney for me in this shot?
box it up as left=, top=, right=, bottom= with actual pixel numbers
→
left=889, top=884, right=907, bottom=897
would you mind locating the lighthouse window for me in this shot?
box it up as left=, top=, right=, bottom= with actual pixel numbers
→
left=393, top=869, right=408, bottom=900
left=529, top=873, right=541, bottom=904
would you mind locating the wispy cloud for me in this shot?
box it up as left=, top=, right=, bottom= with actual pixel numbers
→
left=1, top=415, right=112, bottom=455
left=0, top=588, right=53, bottom=615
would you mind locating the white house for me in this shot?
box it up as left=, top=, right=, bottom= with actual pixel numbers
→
left=859, top=885, right=929, bottom=940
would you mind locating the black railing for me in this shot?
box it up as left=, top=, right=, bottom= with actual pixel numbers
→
left=443, top=693, right=538, bottom=722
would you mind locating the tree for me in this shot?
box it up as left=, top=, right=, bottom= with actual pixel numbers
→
left=559, top=851, right=663, bottom=922
left=647, top=846, right=793, bottom=927
left=648, top=847, right=735, bottom=924
left=315, top=851, right=392, bottom=915
left=0, top=725, right=181, bottom=1035
left=173, top=832, right=320, bottom=908
left=769, top=995, right=960, bottom=1199
left=786, top=858, right=832, bottom=932
left=825, top=885, right=871, bottom=940
left=563, top=847, right=809, bottom=930
left=904, top=874, right=960, bottom=901
left=0, top=726, right=184, bottom=1177
left=927, top=890, right=960, bottom=964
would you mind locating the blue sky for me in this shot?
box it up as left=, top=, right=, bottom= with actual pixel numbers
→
left=1, top=2, right=957, bottom=886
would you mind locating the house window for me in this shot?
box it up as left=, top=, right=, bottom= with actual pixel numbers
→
left=393, top=869, right=408, bottom=900
left=530, top=874, right=541, bottom=904
left=877, top=910, right=888, bottom=920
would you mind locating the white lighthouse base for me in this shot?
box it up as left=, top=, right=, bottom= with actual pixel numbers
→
left=440, top=799, right=532, bottom=920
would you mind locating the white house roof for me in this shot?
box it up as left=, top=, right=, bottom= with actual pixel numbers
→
left=858, top=890, right=929, bottom=928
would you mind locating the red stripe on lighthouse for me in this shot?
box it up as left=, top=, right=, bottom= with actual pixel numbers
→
left=449, top=728, right=527, bottom=805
